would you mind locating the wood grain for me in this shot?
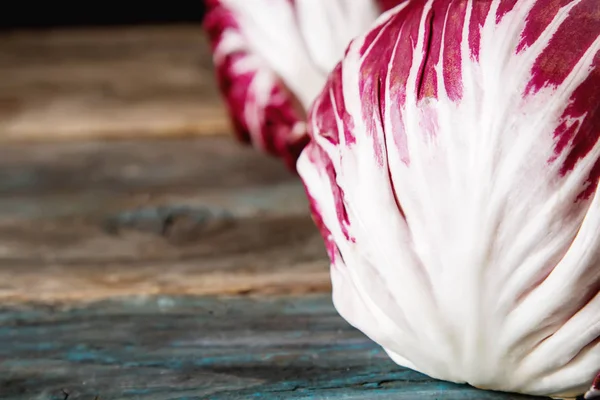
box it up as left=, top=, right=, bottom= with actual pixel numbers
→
left=0, top=137, right=329, bottom=304
left=0, top=26, right=230, bottom=142
left=0, top=294, right=551, bottom=400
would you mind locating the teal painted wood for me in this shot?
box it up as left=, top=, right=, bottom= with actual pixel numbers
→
left=0, top=295, right=551, bottom=400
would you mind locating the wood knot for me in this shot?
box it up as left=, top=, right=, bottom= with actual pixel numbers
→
left=104, top=205, right=235, bottom=244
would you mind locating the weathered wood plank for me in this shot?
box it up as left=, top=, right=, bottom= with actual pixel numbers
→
left=0, top=294, right=550, bottom=400
left=0, top=137, right=330, bottom=303
left=0, top=26, right=230, bottom=141
left=0, top=137, right=295, bottom=199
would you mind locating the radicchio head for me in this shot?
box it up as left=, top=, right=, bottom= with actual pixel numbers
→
left=203, top=0, right=401, bottom=170
left=298, top=0, right=600, bottom=397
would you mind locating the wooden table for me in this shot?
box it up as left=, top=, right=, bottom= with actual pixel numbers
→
left=0, top=26, right=552, bottom=400
left=0, top=26, right=228, bottom=142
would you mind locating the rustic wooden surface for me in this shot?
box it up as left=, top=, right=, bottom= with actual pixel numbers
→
left=0, top=136, right=329, bottom=304
left=0, top=295, right=550, bottom=400
left=0, top=26, right=230, bottom=142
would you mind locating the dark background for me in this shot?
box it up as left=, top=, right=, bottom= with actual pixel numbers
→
left=0, top=3, right=208, bottom=30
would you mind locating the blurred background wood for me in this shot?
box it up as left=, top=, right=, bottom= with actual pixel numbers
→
left=0, top=137, right=329, bottom=304
left=0, top=26, right=231, bottom=142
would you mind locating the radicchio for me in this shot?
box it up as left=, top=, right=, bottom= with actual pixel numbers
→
left=585, top=373, right=600, bottom=399
left=203, top=0, right=400, bottom=170
left=298, top=0, right=600, bottom=398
